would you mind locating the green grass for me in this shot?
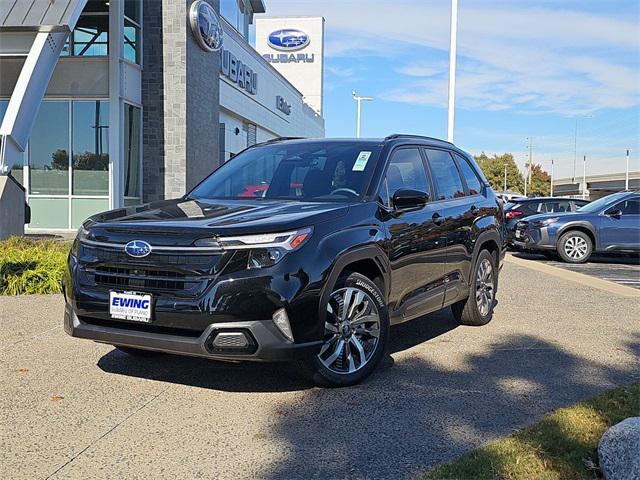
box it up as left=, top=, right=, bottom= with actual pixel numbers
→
left=425, top=382, right=640, bottom=480
left=0, top=236, right=70, bottom=295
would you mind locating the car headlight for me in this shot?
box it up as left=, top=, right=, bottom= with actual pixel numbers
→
left=71, top=223, right=93, bottom=256
left=213, top=227, right=313, bottom=269
left=534, top=217, right=560, bottom=227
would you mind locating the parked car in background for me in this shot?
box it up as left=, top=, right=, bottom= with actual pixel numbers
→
left=496, top=191, right=525, bottom=203
left=513, top=191, right=640, bottom=263
left=64, top=135, right=505, bottom=387
left=505, top=197, right=590, bottom=247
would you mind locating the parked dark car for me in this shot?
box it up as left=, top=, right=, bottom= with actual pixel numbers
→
left=64, top=135, right=505, bottom=387
left=504, top=197, right=589, bottom=246
left=513, top=191, right=640, bottom=263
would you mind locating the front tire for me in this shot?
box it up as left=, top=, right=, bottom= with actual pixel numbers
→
left=452, top=250, right=497, bottom=326
left=299, top=272, right=389, bottom=388
left=557, top=230, right=592, bottom=264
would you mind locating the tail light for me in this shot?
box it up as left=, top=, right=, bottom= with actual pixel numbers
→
left=505, top=210, right=523, bottom=220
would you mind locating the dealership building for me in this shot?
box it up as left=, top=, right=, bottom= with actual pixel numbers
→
left=0, top=0, right=325, bottom=233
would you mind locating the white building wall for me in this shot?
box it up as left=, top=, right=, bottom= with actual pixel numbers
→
left=219, top=18, right=324, bottom=159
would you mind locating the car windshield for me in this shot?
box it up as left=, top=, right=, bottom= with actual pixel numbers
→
left=189, top=141, right=383, bottom=202
left=504, top=202, right=518, bottom=211
left=577, top=193, right=628, bottom=213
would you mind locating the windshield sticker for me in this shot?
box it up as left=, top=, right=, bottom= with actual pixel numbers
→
left=353, top=151, right=372, bottom=171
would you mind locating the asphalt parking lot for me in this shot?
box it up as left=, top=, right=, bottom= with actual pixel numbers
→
left=2, top=258, right=639, bottom=480
left=512, top=251, right=640, bottom=289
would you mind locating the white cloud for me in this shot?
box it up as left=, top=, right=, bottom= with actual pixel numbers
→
left=259, top=0, right=640, bottom=115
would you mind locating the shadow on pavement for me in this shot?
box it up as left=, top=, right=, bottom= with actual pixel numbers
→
left=259, top=332, right=640, bottom=480
left=96, top=313, right=639, bottom=479
left=96, top=308, right=458, bottom=393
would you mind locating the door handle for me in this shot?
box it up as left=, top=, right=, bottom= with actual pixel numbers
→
left=432, top=212, right=444, bottom=225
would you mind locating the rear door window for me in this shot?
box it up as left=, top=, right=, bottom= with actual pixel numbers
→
left=424, top=149, right=465, bottom=200
left=453, top=153, right=483, bottom=195
left=539, top=200, right=572, bottom=213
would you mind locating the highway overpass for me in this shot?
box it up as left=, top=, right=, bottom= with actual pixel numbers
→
left=553, top=171, right=639, bottom=199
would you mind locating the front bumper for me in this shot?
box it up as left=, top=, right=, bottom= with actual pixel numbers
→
left=64, top=301, right=322, bottom=362
left=512, top=224, right=555, bottom=251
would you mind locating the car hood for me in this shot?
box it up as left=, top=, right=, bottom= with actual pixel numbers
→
left=86, top=198, right=350, bottom=243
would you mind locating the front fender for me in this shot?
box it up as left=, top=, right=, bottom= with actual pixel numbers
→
left=315, top=225, right=389, bottom=329
left=556, top=221, right=597, bottom=248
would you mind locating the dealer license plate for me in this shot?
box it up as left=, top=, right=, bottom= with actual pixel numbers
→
left=109, top=291, right=152, bottom=323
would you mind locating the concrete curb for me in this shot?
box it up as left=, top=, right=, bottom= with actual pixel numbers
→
left=505, top=254, right=640, bottom=298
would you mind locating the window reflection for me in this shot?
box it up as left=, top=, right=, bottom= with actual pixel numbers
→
left=73, top=101, right=109, bottom=195
left=62, top=0, right=109, bottom=57
left=29, top=101, right=69, bottom=195
left=220, top=0, right=248, bottom=37
left=124, top=104, right=141, bottom=205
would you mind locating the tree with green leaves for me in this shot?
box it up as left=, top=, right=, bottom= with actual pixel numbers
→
left=474, top=153, right=524, bottom=193
left=527, top=163, right=551, bottom=197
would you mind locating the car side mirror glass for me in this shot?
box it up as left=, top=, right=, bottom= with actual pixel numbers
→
left=606, top=209, right=622, bottom=218
left=392, top=188, right=429, bottom=210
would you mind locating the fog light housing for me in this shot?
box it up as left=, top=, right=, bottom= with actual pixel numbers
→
left=272, top=308, right=293, bottom=342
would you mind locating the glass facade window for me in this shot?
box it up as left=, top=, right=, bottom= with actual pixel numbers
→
left=123, top=104, right=141, bottom=205
left=220, top=0, right=249, bottom=37
left=62, top=0, right=109, bottom=57
left=29, top=101, right=70, bottom=195
left=72, top=101, right=109, bottom=195
left=0, top=100, right=25, bottom=187
left=124, top=1, right=142, bottom=64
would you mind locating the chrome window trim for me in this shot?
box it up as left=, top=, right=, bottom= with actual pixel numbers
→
left=80, top=239, right=224, bottom=252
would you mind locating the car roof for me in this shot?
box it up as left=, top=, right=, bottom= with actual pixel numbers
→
left=516, top=197, right=587, bottom=202
left=250, top=135, right=458, bottom=151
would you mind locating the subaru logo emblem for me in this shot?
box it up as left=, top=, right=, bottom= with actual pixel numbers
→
left=189, top=0, right=223, bottom=52
left=268, top=29, right=310, bottom=51
left=125, top=240, right=152, bottom=258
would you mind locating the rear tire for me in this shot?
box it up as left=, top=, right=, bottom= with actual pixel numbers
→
left=557, top=230, right=592, bottom=264
left=452, top=250, right=496, bottom=326
left=115, top=346, right=163, bottom=357
left=298, top=272, right=389, bottom=388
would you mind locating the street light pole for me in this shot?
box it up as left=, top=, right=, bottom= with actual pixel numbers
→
left=447, top=0, right=458, bottom=143
left=572, top=114, right=592, bottom=182
left=582, top=155, right=587, bottom=199
left=626, top=149, right=630, bottom=190
left=550, top=159, right=554, bottom=196
left=352, top=91, right=373, bottom=138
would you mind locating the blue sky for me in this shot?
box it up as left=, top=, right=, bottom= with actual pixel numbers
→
left=256, top=0, right=640, bottom=179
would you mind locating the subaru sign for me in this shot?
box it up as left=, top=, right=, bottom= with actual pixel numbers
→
left=189, top=0, right=223, bottom=52
left=268, top=29, right=310, bottom=51
left=125, top=240, right=152, bottom=258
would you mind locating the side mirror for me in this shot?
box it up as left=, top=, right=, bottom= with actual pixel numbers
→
left=606, top=209, right=622, bottom=218
left=392, top=189, right=429, bottom=210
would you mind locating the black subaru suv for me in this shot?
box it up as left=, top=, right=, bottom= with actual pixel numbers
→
left=64, top=135, right=504, bottom=387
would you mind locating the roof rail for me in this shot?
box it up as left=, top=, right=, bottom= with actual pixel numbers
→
left=242, top=136, right=305, bottom=151
left=384, top=134, right=454, bottom=145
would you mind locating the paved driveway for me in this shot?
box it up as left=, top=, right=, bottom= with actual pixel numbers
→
left=513, top=251, right=640, bottom=289
left=1, top=259, right=639, bottom=480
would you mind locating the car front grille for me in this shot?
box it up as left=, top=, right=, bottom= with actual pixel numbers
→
left=78, top=243, right=225, bottom=297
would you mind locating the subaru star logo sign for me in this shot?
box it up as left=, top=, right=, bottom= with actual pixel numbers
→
left=268, top=29, right=310, bottom=51
left=125, top=240, right=152, bottom=258
left=189, top=0, right=223, bottom=52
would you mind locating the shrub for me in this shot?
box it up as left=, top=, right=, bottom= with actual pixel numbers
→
left=0, top=236, right=70, bottom=295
